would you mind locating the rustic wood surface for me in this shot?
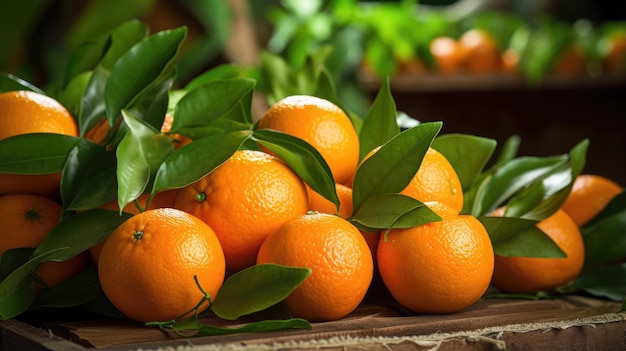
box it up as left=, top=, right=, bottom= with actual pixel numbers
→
left=1, top=294, right=624, bottom=351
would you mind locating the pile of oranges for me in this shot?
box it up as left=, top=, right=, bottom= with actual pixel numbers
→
left=0, top=88, right=623, bottom=325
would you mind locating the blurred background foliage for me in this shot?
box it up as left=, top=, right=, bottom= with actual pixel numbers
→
left=1, top=0, right=625, bottom=117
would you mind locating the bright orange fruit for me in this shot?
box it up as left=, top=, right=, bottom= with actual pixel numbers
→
left=377, top=201, right=494, bottom=314
left=490, top=208, right=585, bottom=294
left=257, top=212, right=373, bottom=322
left=257, top=95, right=359, bottom=185
left=174, top=150, right=308, bottom=271
left=561, top=174, right=622, bottom=227
left=0, top=91, right=78, bottom=195
left=98, top=208, right=226, bottom=323
left=0, top=194, right=87, bottom=290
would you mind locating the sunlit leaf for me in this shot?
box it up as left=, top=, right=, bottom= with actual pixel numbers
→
left=358, top=77, right=400, bottom=160
left=352, top=122, right=442, bottom=213
left=252, top=129, right=338, bottom=208
left=471, top=154, right=568, bottom=217
left=350, top=193, right=440, bottom=233
left=105, top=26, right=186, bottom=126
left=0, top=134, right=80, bottom=174
left=504, top=139, right=588, bottom=220
left=172, top=78, right=256, bottom=130
left=152, top=130, right=252, bottom=192
left=432, top=134, right=497, bottom=192
left=116, top=111, right=174, bottom=209
left=211, top=264, right=311, bottom=320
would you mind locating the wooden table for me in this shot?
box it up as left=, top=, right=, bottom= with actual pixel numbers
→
left=1, top=294, right=624, bottom=351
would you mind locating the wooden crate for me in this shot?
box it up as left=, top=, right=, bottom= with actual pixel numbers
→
left=1, top=295, right=624, bottom=351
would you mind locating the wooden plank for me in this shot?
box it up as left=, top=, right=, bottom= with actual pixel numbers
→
left=4, top=295, right=618, bottom=351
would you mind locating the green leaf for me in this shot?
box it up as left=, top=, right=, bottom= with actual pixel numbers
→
left=184, top=64, right=248, bottom=91
left=559, top=263, right=626, bottom=302
left=0, top=248, right=66, bottom=320
left=352, top=122, right=442, bottom=213
left=99, top=20, right=149, bottom=70
left=172, top=78, right=256, bottom=130
left=581, top=203, right=626, bottom=271
left=61, top=139, right=117, bottom=213
left=0, top=249, right=32, bottom=282
left=32, top=209, right=132, bottom=261
left=432, top=134, right=497, bottom=192
left=252, top=129, right=338, bottom=208
left=116, top=111, right=174, bottom=210
left=105, top=26, right=186, bottom=125
left=471, top=154, right=568, bottom=217
left=0, top=134, right=80, bottom=174
left=493, top=134, right=521, bottom=167
left=503, top=139, right=588, bottom=220
left=78, top=66, right=110, bottom=138
left=358, top=77, right=400, bottom=161
left=127, top=73, right=175, bottom=131
left=350, top=193, right=440, bottom=233
left=478, top=216, right=566, bottom=258
left=58, top=71, right=92, bottom=118
left=152, top=130, right=252, bottom=192
left=211, top=264, right=311, bottom=320
left=31, top=270, right=102, bottom=309
left=0, top=72, right=44, bottom=94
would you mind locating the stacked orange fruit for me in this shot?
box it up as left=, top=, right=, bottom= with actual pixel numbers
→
left=1, top=88, right=623, bottom=326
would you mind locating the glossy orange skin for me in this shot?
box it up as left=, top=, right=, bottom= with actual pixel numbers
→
left=257, top=212, right=373, bottom=322
left=0, top=194, right=87, bottom=290
left=174, top=150, right=308, bottom=271
left=491, top=209, right=585, bottom=294
left=0, top=91, right=78, bottom=195
left=98, top=208, right=226, bottom=323
left=377, top=202, right=494, bottom=314
left=258, top=95, right=359, bottom=185
left=561, top=174, right=622, bottom=227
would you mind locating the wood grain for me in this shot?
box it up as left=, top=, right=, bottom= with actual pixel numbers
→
left=2, top=295, right=623, bottom=350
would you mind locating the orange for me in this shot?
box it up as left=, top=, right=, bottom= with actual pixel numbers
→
left=561, top=174, right=622, bottom=227
left=458, top=29, right=502, bottom=74
left=429, top=36, right=463, bottom=74
left=377, top=201, right=494, bottom=314
left=257, top=95, right=359, bottom=185
left=257, top=212, right=373, bottom=321
left=400, top=147, right=464, bottom=213
left=89, top=190, right=179, bottom=265
left=175, top=150, right=308, bottom=271
left=362, top=146, right=464, bottom=213
left=490, top=208, right=585, bottom=294
left=98, top=208, right=225, bottom=323
left=0, top=194, right=87, bottom=289
left=0, top=90, right=79, bottom=195
left=307, top=183, right=353, bottom=219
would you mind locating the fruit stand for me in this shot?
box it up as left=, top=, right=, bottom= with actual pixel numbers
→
left=1, top=2, right=626, bottom=351
left=1, top=294, right=624, bottom=350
